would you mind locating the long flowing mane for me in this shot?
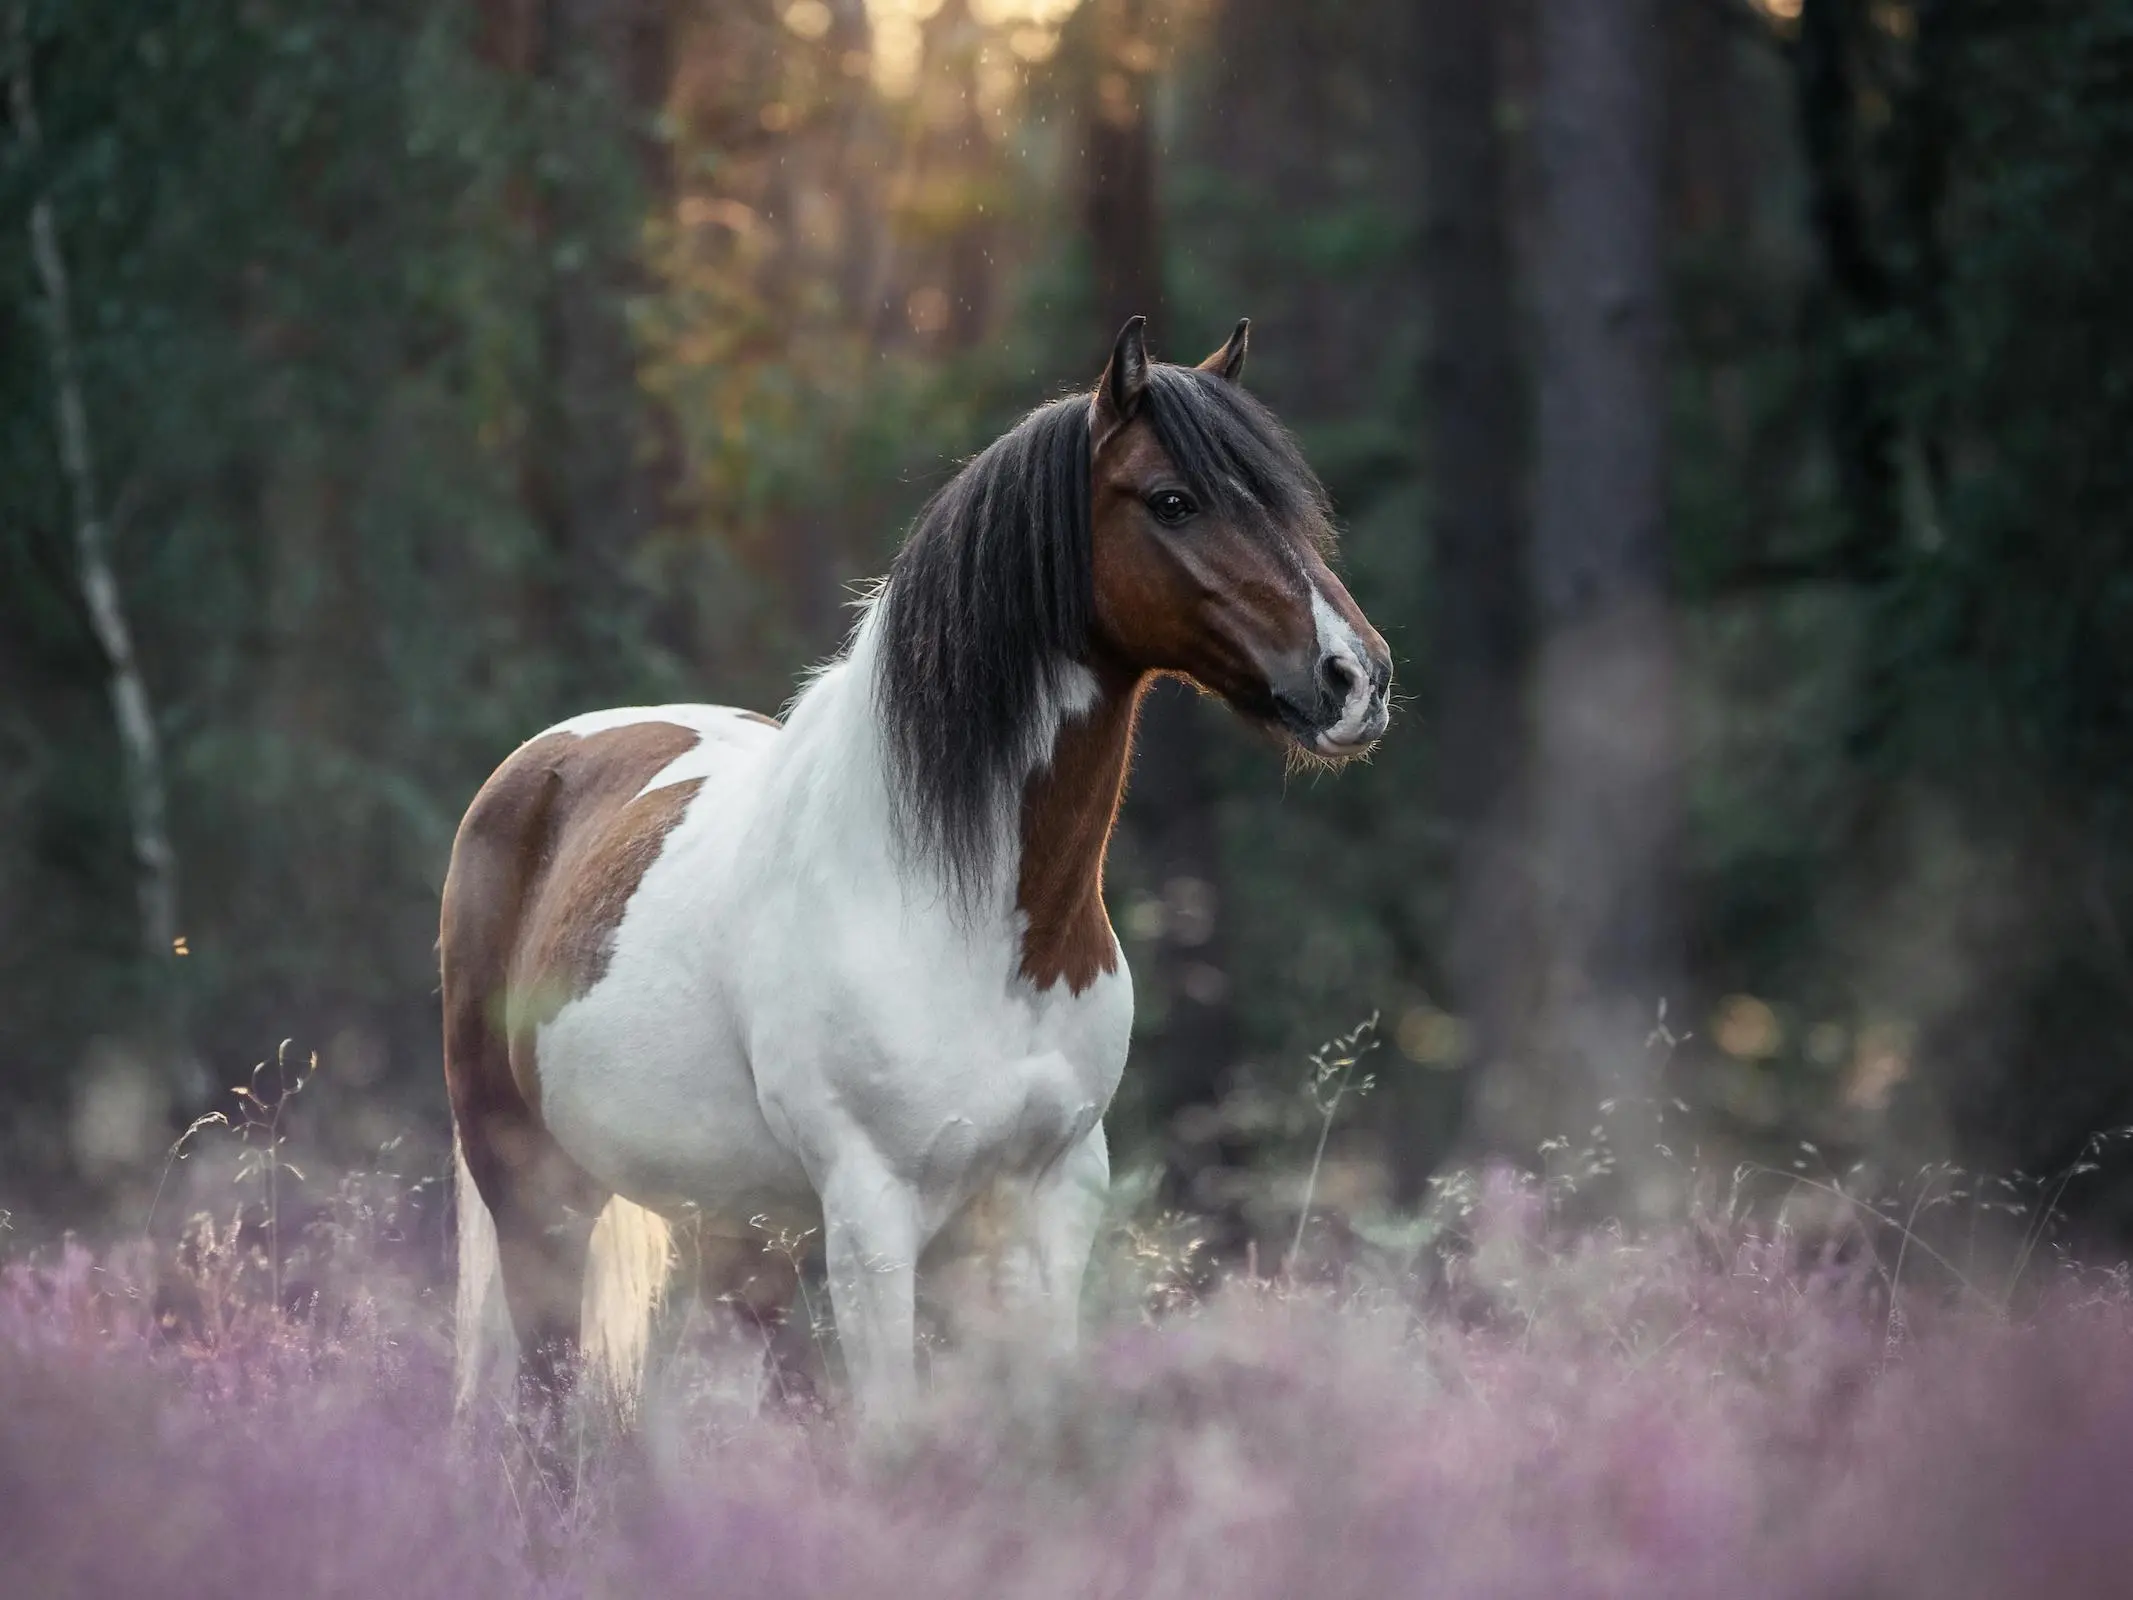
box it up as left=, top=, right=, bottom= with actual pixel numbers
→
left=873, top=365, right=1335, bottom=898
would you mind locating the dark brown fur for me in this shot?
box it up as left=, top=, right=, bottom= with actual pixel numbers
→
left=1017, top=671, right=1144, bottom=993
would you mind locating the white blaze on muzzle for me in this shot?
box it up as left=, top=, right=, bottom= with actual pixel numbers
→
left=1309, top=585, right=1386, bottom=754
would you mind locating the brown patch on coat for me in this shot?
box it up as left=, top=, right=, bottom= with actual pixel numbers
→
left=1017, top=672, right=1144, bottom=993
left=442, top=720, right=700, bottom=1127
left=439, top=718, right=711, bottom=1397
left=516, top=774, right=703, bottom=1021
left=736, top=709, right=782, bottom=729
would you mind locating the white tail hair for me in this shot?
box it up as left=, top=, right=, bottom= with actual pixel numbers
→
left=452, top=1140, right=677, bottom=1416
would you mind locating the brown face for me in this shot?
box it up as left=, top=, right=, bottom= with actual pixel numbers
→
left=1085, top=318, right=1393, bottom=759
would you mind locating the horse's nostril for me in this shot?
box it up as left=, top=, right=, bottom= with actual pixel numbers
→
left=1320, top=653, right=1363, bottom=702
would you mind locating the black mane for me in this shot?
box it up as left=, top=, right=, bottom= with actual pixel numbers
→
left=874, top=363, right=1332, bottom=897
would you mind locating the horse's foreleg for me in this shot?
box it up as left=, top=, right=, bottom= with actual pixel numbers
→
left=820, top=1161, right=923, bottom=1425
left=1017, top=1126, right=1110, bottom=1359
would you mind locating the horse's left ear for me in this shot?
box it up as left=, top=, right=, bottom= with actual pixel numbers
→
left=1197, top=318, right=1249, bottom=384
left=1095, top=315, right=1150, bottom=431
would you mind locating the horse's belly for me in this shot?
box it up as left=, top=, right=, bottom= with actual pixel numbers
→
left=530, top=784, right=816, bottom=1226
left=536, top=998, right=813, bottom=1225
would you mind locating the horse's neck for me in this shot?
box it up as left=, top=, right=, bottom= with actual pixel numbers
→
left=767, top=620, right=905, bottom=868
left=777, top=610, right=1141, bottom=988
left=1015, top=666, right=1143, bottom=993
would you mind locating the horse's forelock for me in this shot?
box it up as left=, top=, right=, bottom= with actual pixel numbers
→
left=1139, top=364, right=1337, bottom=554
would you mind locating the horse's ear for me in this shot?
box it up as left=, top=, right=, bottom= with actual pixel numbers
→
left=1197, top=318, right=1250, bottom=384
left=1095, top=315, right=1150, bottom=429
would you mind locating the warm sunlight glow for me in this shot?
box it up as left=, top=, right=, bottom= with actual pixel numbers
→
left=866, top=0, right=1081, bottom=97
left=1844, top=1021, right=1914, bottom=1112
left=1395, top=1005, right=1469, bottom=1068
left=864, top=0, right=948, bottom=98
left=782, top=0, right=834, bottom=41
left=980, top=0, right=1080, bottom=64
left=1008, top=26, right=1059, bottom=63
left=971, top=0, right=1081, bottom=25
left=976, top=42, right=1024, bottom=120
left=1713, top=994, right=1782, bottom=1060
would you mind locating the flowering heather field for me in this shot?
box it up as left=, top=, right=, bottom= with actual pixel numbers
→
left=5, top=1157, right=2133, bottom=1599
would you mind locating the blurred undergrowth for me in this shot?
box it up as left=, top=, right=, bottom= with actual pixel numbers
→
left=10, top=1075, right=2133, bottom=1598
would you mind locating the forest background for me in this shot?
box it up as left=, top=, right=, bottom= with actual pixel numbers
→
left=6, top=0, right=2131, bottom=1251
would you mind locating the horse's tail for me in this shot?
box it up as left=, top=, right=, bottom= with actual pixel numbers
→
left=452, top=1140, right=676, bottom=1414
left=452, top=1137, right=515, bottom=1416
left=580, top=1192, right=676, bottom=1407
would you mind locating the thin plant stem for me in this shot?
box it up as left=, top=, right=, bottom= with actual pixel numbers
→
left=1285, top=1014, right=1379, bottom=1278
left=1288, top=1079, right=1346, bottom=1275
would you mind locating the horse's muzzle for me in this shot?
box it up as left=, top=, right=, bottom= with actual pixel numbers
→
left=1271, top=647, right=1392, bottom=759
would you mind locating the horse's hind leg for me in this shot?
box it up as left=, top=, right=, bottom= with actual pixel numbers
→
left=691, top=1228, right=816, bottom=1407
left=462, top=1109, right=610, bottom=1512
left=490, top=1149, right=606, bottom=1407
left=449, top=1063, right=607, bottom=1411
left=442, top=808, right=610, bottom=1418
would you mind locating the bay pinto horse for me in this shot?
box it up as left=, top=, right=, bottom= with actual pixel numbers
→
left=443, top=317, right=1393, bottom=1426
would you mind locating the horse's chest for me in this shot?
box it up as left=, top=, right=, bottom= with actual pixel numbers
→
left=891, top=978, right=1127, bottom=1179
left=751, top=904, right=1133, bottom=1194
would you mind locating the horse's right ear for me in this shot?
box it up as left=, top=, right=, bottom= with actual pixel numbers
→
left=1094, top=315, right=1150, bottom=433
left=1197, top=318, right=1249, bottom=384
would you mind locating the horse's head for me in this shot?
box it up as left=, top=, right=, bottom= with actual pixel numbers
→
left=1086, top=317, right=1392, bottom=759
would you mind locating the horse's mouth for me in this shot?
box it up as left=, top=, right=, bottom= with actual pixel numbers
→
left=1263, top=701, right=1383, bottom=763
left=1309, top=729, right=1378, bottom=760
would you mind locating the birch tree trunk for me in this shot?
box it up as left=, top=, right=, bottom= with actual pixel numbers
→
left=11, top=12, right=187, bottom=1067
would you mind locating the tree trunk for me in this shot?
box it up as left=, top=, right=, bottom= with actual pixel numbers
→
left=10, top=9, right=198, bottom=1099
left=1082, top=0, right=1162, bottom=341
left=1078, top=0, right=1243, bottom=1222
left=1472, top=0, right=1681, bottom=1209
left=1795, top=0, right=1898, bottom=584
left=1407, top=0, right=1529, bottom=1204
left=486, top=0, right=677, bottom=708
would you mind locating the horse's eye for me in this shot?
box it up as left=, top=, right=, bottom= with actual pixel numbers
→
left=1147, top=489, right=1198, bottom=526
